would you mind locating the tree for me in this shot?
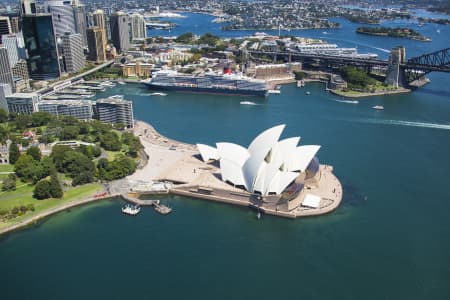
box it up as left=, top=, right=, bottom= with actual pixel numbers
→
left=9, top=143, right=20, bottom=165
left=31, top=112, right=52, bottom=127
left=49, top=170, right=63, bottom=198
left=14, top=114, right=31, bottom=131
left=51, top=145, right=72, bottom=171
left=33, top=180, right=52, bottom=200
left=0, top=108, right=8, bottom=123
left=100, top=131, right=121, bottom=151
left=14, top=154, right=48, bottom=183
left=2, top=174, right=16, bottom=191
left=175, top=32, right=194, bottom=44
left=60, top=126, right=80, bottom=140
left=26, top=146, right=42, bottom=161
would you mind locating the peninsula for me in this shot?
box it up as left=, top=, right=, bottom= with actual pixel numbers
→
left=356, top=26, right=432, bottom=42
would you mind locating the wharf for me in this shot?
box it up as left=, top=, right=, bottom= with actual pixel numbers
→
left=121, top=193, right=172, bottom=215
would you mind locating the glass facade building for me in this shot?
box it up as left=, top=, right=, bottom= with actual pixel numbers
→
left=22, top=14, right=60, bottom=80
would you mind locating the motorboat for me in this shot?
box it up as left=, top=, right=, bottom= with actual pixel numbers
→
left=122, top=204, right=141, bottom=215
left=372, top=105, right=384, bottom=110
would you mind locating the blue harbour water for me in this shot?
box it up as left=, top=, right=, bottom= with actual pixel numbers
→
left=1, top=13, right=450, bottom=300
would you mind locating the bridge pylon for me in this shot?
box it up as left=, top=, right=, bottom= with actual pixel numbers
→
left=385, top=46, right=406, bottom=88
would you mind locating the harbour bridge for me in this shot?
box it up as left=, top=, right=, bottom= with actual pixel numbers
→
left=243, top=47, right=450, bottom=86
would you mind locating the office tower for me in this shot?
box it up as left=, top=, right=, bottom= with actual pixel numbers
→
left=22, top=14, right=60, bottom=80
left=38, top=100, right=93, bottom=121
left=72, top=0, right=87, bottom=47
left=44, top=0, right=76, bottom=37
left=0, top=83, right=12, bottom=112
left=0, top=16, right=12, bottom=35
left=6, top=92, right=39, bottom=114
left=110, top=11, right=129, bottom=54
left=60, top=32, right=85, bottom=73
left=20, top=0, right=37, bottom=15
left=130, top=13, right=145, bottom=41
left=10, top=17, right=19, bottom=33
left=93, top=9, right=107, bottom=47
left=1, top=35, right=20, bottom=67
left=96, top=98, right=134, bottom=128
left=0, top=47, right=14, bottom=88
left=87, top=27, right=106, bottom=63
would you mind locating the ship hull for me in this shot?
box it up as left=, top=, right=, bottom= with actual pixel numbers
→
left=145, top=83, right=268, bottom=97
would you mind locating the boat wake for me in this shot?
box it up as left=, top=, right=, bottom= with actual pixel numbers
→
left=240, top=101, right=259, bottom=106
left=333, top=99, right=359, bottom=104
left=347, top=118, right=450, bottom=130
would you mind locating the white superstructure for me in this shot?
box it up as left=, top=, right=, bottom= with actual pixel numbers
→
left=197, top=125, right=321, bottom=196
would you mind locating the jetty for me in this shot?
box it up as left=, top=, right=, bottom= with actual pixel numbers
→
left=121, top=193, right=172, bottom=215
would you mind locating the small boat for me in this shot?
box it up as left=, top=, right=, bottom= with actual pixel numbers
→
left=257, top=211, right=261, bottom=220
left=268, top=89, right=281, bottom=94
left=240, top=101, right=257, bottom=106
left=122, top=204, right=141, bottom=216
left=306, top=91, right=311, bottom=95
left=372, top=105, right=384, bottom=110
left=109, top=94, right=124, bottom=100
left=150, top=92, right=168, bottom=96
left=117, top=81, right=126, bottom=85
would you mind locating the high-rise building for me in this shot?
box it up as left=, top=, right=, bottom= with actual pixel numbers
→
left=0, top=47, right=14, bottom=88
left=0, top=16, right=12, bottom=36
left=12, top=59, right=29, bottom=83
left=44, top=0, right=76, bottom=37
left=87, top=27, right=106, bottom=63
left=60, top=32, right=85, bottom=73
left=38, top=99, right=93, bottom=120
left=20, top=0, right=37, bottom=15
left=72, top=1, right=87, bottom=47
left=130, top=13, right=145, bottom=41
left=93, top=9, right=107, bottom=47
left=6, top=92, right=39, bottom=114
left=96, top=98, right=134, bottom=128
left=10, top=17, right=19, bottom=33
left=110, top=11, right=129, bottom=54
left=1, top=34, right=20, bottom=67
left=22, top=14, right=60, bottom=80
left=0, top=83, right=12, bottom=112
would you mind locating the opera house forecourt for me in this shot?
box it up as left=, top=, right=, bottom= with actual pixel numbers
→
left=132, top=122, right=343, bottom=218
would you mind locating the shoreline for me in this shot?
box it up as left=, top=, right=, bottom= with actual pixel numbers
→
left=0, top=114, right=343, bottom=236
left=0, top=194, right=121, bottom=237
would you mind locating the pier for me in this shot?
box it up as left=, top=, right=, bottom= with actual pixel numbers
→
left=121, top=193, right=172, bottom=215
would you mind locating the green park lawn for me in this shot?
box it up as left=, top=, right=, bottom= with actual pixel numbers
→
left=0, top=182, right=103, bottom=230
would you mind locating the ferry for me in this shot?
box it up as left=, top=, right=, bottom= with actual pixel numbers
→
left=122, top=204, right=141, bottom=216
left=145, top=70, right=268, bottom=97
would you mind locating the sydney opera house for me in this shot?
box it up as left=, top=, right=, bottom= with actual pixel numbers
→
left=197, top=124, right=322, bottom=198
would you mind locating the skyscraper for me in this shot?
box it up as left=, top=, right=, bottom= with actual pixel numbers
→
left=93, top=9, right=107, bottom=48
left=22, top=14, right=60, bottom=80
left=110, top=11, right=129, bottom=54
left=44, top=0, right=76, bottom=37
left=0, top=16, right=12, bottom=36
left=0, top=83, right=12, bottom=112
left=61, top=32, right=85, bottom=73
left=20, top=0, right=37, bottom=15
left=0, top=47, right=14, bottom=88
left=1, top=35, right=20, bottom=67
left=130, top=13, right=145, bottom=41
left=10, top=17, right=19, bottom=33
left=87, top=27, right=106, bottom=63
left=96, top=98, right=134, bottom=128
left=72, top=0, right=87, bottom=47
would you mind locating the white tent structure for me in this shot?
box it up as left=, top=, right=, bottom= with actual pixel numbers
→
left=197, top=125, right=321, bottom=196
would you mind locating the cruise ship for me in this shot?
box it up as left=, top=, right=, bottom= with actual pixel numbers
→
left=295, top=43, right=378, bottom=59
left=145, top=70, right=268, bottom=97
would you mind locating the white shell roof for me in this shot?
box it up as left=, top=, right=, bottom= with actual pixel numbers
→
left=196, top=125, right=320, bottom=195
